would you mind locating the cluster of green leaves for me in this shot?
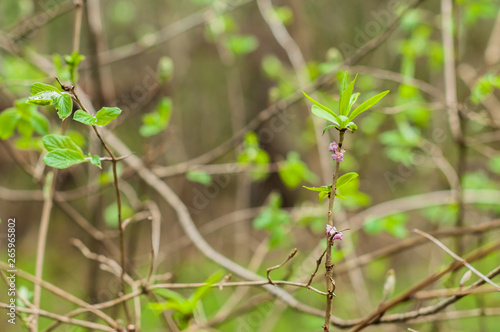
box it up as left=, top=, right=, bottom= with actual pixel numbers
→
left=237, top=132, right=271, bottom=181
left=42, top=134, right=101, bottom=169
left=261, top=55, right=298, bottom=102
left=186, top=170, right=213, bottom=186
left=379, top=129, right=421, bottom=166
left=3, top=82, right=123, bottom=170
left=205, top=14, right=258, bottom=57
left=0, top=99, right=49, bottom=149
left=253, top=193, right=291, bottom=248
left=363, top=213, right=409, bottom=239
left=471, top=72, right=500, bottom=104
left=304, top=172, right=358, bottom=202
left=73, top=107, right=122, bottom=127
left=140, top=97, right=172, bottom=137
left=26, top=83, right=73, bottom=120
left=456, top=0, right=499, bottom=25
left=278, top=151, right=317, bottom=189
left=303, top=72, right=389, bottom=133
left=150, top=272, right=222, bottom=329
left=54, top=51, right=85, bottom=85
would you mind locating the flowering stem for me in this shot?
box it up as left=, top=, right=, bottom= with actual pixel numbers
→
left=323, top=129, right=345, bottom=331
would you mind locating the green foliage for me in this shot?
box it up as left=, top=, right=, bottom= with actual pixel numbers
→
left=26, top=83, right=73, bottom=120
left=272, top=6, right=293, bottom=25
left=237, top=132, right=270, bottom=181
left=471, top=72, right=500, bottom=104
left=363, top=213, right=409, bottom=238
left=150, top=271, right=223, bottom=329
left=64, top=51, right=85, bottom=84
left=157, top=56, right=174, bottom=83
left=462, top=171, right=499, bottom=190
left=303, top=72, right=389, bottom=133
left=253, top=193, right=291, bottom=248
left=104, top=202, right=135, bottom=228
left=73, top=107, right=122, bottom=127
left=42, top=134, right=86, bottom=169
left=303, top=172, right=359, bottom=202
left=303, top=184, right=332, bottom=203
left=42, top=134, right=102, bottom=169
left=0, top=99, right=49, bottom=148
left=456, top=0, right=498, bottom=25
left=140, top=98, right=172, bottom=137
left=186, top=170, right=213, bottom=186
left=224, top=34, right=258, bottom=56
left=420, top=205, right=458, bottom=225
left=278, top=151, right=317, bottom=189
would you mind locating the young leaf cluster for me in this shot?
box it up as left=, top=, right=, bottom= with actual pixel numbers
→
left=150, top=272, right=223, bottom=329
left=27, top=83, right=73, bottom=120
left=22, top=82, right=123, bottom=169
left=303, top=172, right=358, bottom=202
left=253, top=193, right=291, bottom=248
left=0, top=99, right=49, bottom=149
left=303, top=72, right=389, bottom=133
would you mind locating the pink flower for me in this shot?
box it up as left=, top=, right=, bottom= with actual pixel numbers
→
left=325, top=225, right=343, bottom=243
left=329, top=141, right=339, bottom=152
left=329, top=141, right=345, bottom=162
left=332, top=150, right=344, bottom=162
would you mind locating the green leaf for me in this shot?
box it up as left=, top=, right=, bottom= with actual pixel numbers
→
left=55, top=93, right=73, bottom=119
left=348, top=92, right=360, bottom=111
left=303, top=91, right=337, bottom=118
left=30, top=83, right=60, bottom=95
left=89, top=155, right=102, bottom=168
left=29, top=111, right=50, bottom=135
left=27, top=91, right=60, bottom=106
left=339, top=72, right=348, bottom=105
left=338, top=115, right=350, bottom=128
left=303, top=185, right=330, bottom=192
left=336, top=172, right=359, bottom=188
left=17, top=118, right=33, bottom=138
left=0, top=109, right=21, bottom=140
left=335, top=190, right=346, bottom=200
left=278, top=151, right=318, bottom=189
left=43, top=149, right=86, bottom=169
left=64, top=51, right=85, bottom=84
left=153, top=289, right=187, bottom=304
left=225, top=35, right=258, bottom=55
left=188, top=271, right=223, bottom=304
left=158, top=56, right=174, bottom=82
left=339, top=74, right=357, bottom=116
left=311, top=105, right=339, bottom=126
left=349, top=90, right=390, bottom=121
left=346, top=121, right=357, bottom=133
left=95, top=107, right=122, bottom=126
left=73, top=110, right=97, bottom=125
left=318, top=191, right=329, bottom=203
left=42, top=134, right=83, bottom=154
left=322, top=125, right=337, bottom=134
left=186, top=170, right=213, bottom=185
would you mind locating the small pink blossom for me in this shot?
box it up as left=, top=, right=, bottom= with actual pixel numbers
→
left=325, top=225, right=343, bottom=243
left=329, top=141, right=346, bottom=162
left=329, top=141, right=339, bottom=152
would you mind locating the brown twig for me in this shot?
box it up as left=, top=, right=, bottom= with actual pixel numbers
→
left=413, top=229, right=500, bottom=291
left=323, top=130, right=345, bottom=331
left=267, top=248, right=298, bottom=285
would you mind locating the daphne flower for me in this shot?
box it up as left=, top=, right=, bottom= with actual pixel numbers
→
left=332, top=149, right=345, bottom=162
left=329, top=141, right=339, bottom=152
left=325, top=225, right=343, bottom=242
